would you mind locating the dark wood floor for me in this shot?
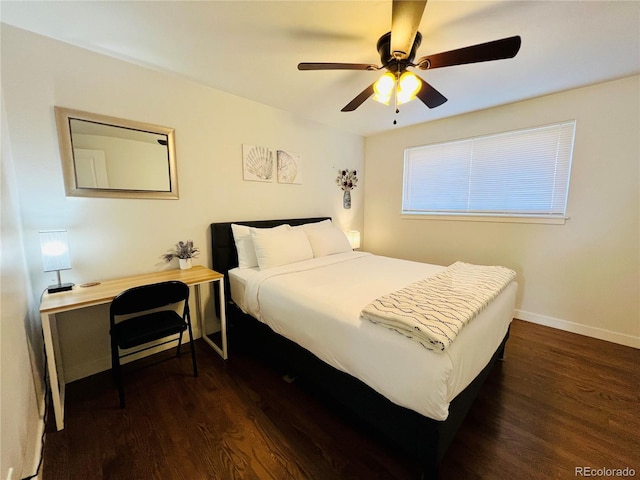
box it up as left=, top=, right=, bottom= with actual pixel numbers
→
left=42, top=319, right=639, bottom=479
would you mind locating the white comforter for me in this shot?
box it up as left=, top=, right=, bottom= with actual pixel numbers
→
left=239, top=251, right=516, bottom=421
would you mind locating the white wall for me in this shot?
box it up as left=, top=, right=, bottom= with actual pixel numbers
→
left=0, top=23, right=364, bottom=473
left=1, top=93, right=43, bottom=479
left=364, top=75, right=640, bottom=347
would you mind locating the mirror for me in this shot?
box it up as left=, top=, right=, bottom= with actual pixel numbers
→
left=54, top=107, right=178, bottom=199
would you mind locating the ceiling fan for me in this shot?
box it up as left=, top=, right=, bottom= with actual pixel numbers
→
left=298, top=0, right=521, bottom=113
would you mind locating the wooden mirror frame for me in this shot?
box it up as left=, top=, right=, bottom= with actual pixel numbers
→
left=54, top=107, right=179, bottom=199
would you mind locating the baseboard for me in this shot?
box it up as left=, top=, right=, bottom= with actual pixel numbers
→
left=27, top=393, right=47, bottom=480
left=515, top=310, right=640, bottom=349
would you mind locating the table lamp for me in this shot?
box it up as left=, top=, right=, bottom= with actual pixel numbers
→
left=39, top=230, right=74, bottom=293
left=346, top=230, right=361, bottom=250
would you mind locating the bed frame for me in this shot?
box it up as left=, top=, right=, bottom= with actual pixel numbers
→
left=211, top=217, right=509, bottom=479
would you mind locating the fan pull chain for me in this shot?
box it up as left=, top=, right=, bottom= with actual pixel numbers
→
left=393, top=74, right=399, bottom=125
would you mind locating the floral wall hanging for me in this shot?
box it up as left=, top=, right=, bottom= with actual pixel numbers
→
left=337, top=169, right=358, bottom=209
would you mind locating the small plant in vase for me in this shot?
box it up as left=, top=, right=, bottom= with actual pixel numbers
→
left=163, top=240, right=199, bottom=270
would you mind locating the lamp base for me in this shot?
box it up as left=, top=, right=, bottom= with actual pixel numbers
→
left=47, top=282, right=74, bottom=294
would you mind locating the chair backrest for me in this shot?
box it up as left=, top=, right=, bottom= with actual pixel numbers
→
left=110, top=281, right=189, bottom=320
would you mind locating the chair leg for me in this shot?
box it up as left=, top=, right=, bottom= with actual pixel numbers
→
left=111, top=341, right=118, bottom=384
left=111, top=339, right=126, bottom=408
left=185, top=311, right=198, bottom=377
left=176, top=330, right=184, bottom=357
left=117, top=364, right=125, bottom=408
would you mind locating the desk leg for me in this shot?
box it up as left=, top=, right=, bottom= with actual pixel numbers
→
left=197, top=280, right=227, bottom=360
left=219, top=282, right=227, bottom=358
left=41, top=312, right=65, bottom=431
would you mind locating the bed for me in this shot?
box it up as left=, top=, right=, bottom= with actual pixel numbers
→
left=211, top=217, right=517, bottom=479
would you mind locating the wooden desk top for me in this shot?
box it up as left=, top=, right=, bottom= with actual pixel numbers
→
left=40, top=265, right=223, bottom=314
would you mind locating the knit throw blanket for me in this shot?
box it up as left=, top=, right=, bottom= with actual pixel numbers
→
left=361, top=262, right=516, bottom=352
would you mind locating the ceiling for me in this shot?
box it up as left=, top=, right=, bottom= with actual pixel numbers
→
left=2, top=1, right=639, bottom=136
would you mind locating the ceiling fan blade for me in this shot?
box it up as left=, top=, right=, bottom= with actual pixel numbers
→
left=391, top=0, right=427, bottom=60
left=415, top=76, right=447, bottom=108
left=298, top=62, right=379, bottom=71
left=416, top=35, right=522, bottom=70
left=341, top=82, right=375, bottom=112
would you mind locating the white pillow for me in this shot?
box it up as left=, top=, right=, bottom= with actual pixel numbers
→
left=251, top=227, right=314, bottom=270
left=231, top=223, right=289, bottom=269
left=304, top=224, right=353, bottom=257
left=292, top=219, right=332, bottom=230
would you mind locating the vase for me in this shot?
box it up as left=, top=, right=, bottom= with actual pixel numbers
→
left=343, top=190, right=351, bottom=209
left=179, top=258, right=192, bottom=270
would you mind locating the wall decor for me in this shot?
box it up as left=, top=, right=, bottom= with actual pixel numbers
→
left=54, top=107, right=178, bottom=199
left=277, top=149, right=302, bottom=184
left=243, top=144, right=275, bottom=182
left=337, top=169, right=358, bottom=209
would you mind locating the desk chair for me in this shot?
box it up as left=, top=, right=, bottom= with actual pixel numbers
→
left=109, top=280, right=198, bottom=408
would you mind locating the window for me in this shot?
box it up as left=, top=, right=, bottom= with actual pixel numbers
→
left=402, top=121, right=576, bottom=223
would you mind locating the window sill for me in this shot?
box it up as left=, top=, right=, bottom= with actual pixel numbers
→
left=400, top=212, right=569, bottom=225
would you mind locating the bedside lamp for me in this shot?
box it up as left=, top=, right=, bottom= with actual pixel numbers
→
left=39, top=230, right=74, bottom=293
left=346, top=230, right=361, bottom=250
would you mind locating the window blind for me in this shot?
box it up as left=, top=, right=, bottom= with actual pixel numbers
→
left=402, top=121, right=576, bottom=219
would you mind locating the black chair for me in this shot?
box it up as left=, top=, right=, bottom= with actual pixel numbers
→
left=109, top=280, right=198, bottom=408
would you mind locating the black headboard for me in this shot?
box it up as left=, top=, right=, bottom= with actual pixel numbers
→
left=210, top=217, right=330, bottom=299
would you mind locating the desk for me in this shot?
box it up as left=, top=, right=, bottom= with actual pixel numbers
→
left=39, top=266, right=226, bottom=431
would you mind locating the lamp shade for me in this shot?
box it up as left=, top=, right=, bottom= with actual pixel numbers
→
left=396, top=71, right=421, bottom=104
left=373, top=72, right=395, bottom=105
left=39, top=230, right=71, bottom=272
left=346, top=230, right=361, bottom=249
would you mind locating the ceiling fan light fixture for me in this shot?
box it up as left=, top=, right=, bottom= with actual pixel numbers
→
left=396, top=71, right=421, bottom=105
left=373, top=72, right=395, bottom=105
left=298, top=1, right=521, bottom=113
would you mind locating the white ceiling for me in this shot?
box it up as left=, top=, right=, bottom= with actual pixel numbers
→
left=2, top=1, right=639, bottom=136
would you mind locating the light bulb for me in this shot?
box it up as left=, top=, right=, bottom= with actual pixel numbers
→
left=373, top=72, right=395, bottom=105
left=42, top=241, right=68, bottom=257
left=396, top=71, right=421, bottom=105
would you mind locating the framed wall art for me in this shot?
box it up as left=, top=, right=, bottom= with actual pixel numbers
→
left=242, top=144, right=275, bottom=182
